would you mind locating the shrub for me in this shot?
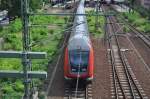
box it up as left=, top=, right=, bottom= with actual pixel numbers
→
left=0, top=26, right=3, bottom=32
left=123, top=11, right=150, bottom=33
left=9, top=19, right=22, bottom=33
left=2, top=85, right=14, bottom=94
left=0, top=14, right=67, bottom=96
left=14, top=81, right=24, bottom=92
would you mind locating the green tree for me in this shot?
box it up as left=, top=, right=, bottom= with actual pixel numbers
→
left=0, top=0, right=46, bottom=17
left=0, top=0, right=21, bottom=17
left=29, top=0, right=43, bottom=11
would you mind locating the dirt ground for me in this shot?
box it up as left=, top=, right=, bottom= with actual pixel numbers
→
left=92, top=37, right=111, bottom=99
left=118, top=35, right=150, bottom=98
left=46, top=54, right=65, bottom=99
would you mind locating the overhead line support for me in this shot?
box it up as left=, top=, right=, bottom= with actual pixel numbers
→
left=21, top=0, right=31, bottom=98
left=28, top=12, right=115, bottom=16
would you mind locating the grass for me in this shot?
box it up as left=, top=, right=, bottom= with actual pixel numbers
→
left=86, top=11, right=105, bottom=38
left=0, top=15, right=69, bottom=97
left=122, top=11, right=150, bottom=34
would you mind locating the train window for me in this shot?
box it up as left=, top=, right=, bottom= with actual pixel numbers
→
left=69, top=50, right=89, bottom=67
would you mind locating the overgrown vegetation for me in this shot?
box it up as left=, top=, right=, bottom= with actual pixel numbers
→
left=122, top=11, right=150, bottom=34
left=0, top=0, right=47, bottom=17
left=131, top=3, right=150, bottom=19
left=0, top=0, right=70, bottom=98
left=0, top=15, right=69, bottom=97
left=87, top=11, right=105, bottom=37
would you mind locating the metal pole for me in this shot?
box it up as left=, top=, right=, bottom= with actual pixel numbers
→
left=104, top=15, right=107, bottom=45
left=95, top=0, right=99, bottom=31
left=21, top=0, right=30, bottom=98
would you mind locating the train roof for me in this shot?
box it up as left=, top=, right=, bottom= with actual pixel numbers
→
left=68, top=34, right=91, bottom=51
left=68, top=0, right=91, bottom=51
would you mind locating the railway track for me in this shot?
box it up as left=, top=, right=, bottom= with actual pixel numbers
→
left=64, top=81, right=92, bottom=99
left=102, top=5, right=148, bottom=99
left=113, top=7, right=150, bottom=71
left=112, top=4, right=150, bottom=48
left=122, top=19, right=150, bottom=49
left=108, top=16, right=147, bottom=99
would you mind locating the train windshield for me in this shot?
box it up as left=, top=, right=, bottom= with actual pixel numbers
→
left=69, top=50, right=89, bottom=67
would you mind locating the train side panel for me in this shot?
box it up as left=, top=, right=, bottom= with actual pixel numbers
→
left=88, top=46, right=94, bottom=80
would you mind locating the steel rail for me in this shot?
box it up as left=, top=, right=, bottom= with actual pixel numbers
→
left=110, top=16, right=144, bottom=99
left=103, top=5, right=146, bottom=99
left=103, top=4, right=145, bottom=98
left=113, top=10, right=150, bottom=72
left=107, top=18, right=121, bottom=99
left=108, top=16, right=130, bottom=99
left=126, top=24, right=150, bottom=48
left=65, top=82, right=89, bottom=99
left=64, top=0, right=93, bottom=98
left=129, top=24, right=150, bottom=41
left=115, top=12, right=150, bottom=48
left=122, top=51, right=144, bottom=98
left=125, top=36, right=150, bottom=72
left=110, top=17, right=135, bottom=98
left=111, top=5, right=150, bottom=48
left=102, top=5, right=119, bottom=98
left=102, top=5, right=126, bottom=98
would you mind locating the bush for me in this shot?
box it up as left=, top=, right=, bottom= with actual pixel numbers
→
left=4, top=34, right=22, bottom=50
left=0, top=26, right=3, bottom=32
left=144, top=23, right=150, bottom=33
left=2, top=85, right=14, bottom=94
left=30, top=0, right=43, bottom=11
left=31, top=27, right=48, bottom=41
left=87, top=12, right=104, bottom=37
left=14, top=81, right=24, bottom=92
left=9, top=19, right=22, bottom=33
left=0, top=14, right=67, bottom=96
left=123, top=11, right=150, bottom=33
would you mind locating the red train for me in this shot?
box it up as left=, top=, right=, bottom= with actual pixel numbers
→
left=64, top=0, right=94, bottom=81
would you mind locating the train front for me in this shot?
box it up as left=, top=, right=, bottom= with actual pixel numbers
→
left=64, top=35, right=94, bottom=81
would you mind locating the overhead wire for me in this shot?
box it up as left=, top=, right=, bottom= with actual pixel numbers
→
left=75, top=48, right=82, bottom=98
left=28, top=21, right=85, bottom=48
left=74, top=0, right=91, bottom=98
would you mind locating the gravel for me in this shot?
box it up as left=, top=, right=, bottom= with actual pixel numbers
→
left=92, top=37, right=111, bottom=99
left=46, top=54, right=65, bottom=99
left=118, top=35, right=150, bottom=98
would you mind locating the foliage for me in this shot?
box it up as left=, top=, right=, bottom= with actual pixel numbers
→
left=0, top=0, right=21, bottom=17
left=0, top=19, right=22, bottom=50
left=8, top=19, right=22, bottom=33
left=87, top=11, right=105, bottom=37
left=0, top=26, right=3, bottom=32
left=0, top=79, right=23, bottom=96
left=0, top=0, right=48, bottom=17
left=29, top=0, right=43, bottom=12
left=30, top=15, right=66, bottom=24
left=0, top=15, right=67, bottom=97
left=14, top=80, right=24, bottom=92
left=133, top=5, right=150, bottom=19
left=122, top=11, right=150, bottom=33
left=0, top=59, right=21, bottom=70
